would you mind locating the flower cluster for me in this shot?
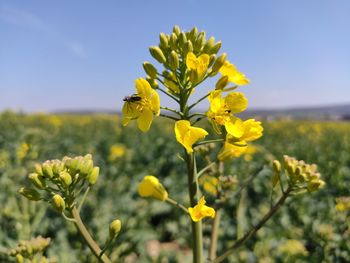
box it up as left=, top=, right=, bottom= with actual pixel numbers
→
left=272, top=155, right=325, bottom=193
left=19, top=154, right=100, bottom=212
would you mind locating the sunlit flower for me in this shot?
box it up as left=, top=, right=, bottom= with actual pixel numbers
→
left=186, top=52, right=210, bottom=82
left=122, top=78, right=160, bottom=132
left=217, top=141, right=248, bottom=161
left=226, top=118, right=263, bottom=141
left=219, top=61, right=249, bottom=85
left=335, top=197, right=350, bottom=212
left=199, top=175, right=218, bottom=196
left=108, top=144, right=126, bottom=162
left=175, top=120, right=208, bottom=153
left=188, top=196, right=215, bottom=222
left=138, top=175, right=168, bottom=201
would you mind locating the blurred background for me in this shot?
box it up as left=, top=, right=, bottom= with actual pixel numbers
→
left=1, top=1, right=350, bottom=262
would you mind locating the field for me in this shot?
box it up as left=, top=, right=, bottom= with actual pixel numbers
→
left=0, top=111, right=349, bottom=262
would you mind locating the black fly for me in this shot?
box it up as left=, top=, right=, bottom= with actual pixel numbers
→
left=123, top=95, right=142, bottom=103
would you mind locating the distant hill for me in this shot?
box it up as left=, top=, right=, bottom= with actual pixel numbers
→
left=240, top=103, right=350, bottom=120
left=51, top=103, right=350, bottom=120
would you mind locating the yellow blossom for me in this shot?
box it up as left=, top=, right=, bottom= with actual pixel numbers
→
left=174, top=120, right=208, bottom=153
left=188, top=196, right=215, bottom=222
left=164, top=72, right=180, bottom=94
left=219, top=61, right=249, bottom=85
left=335, top=197, right=350, bottom=212
left=186, top=52, right=210, bottom=82
left=226, top=118, right=263, bottom=141
left=122, top=78, right=160, bottom=132
left=218, top=141, right=248, bottom=161
left=199, top=175, right=218, bottom=196
left=138, top=175, right=168, bottom=201
left=108, top=144, right=126, bottom=161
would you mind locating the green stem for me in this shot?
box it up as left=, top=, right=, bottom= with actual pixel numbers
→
left=159, top=113, right=179, bottom=121
left=186, top=151, right=203, bottom=263
left=71, top=206, right=112, bottom=263
left=194, top=139, right=224, bottom=147
left=78, top=186, right=90, bottom=212
left=166, top=197, right=189, bottom=214
left=160, top=106, right=183, bottom=117
left=213, top=187, right=292, bottom=263
left=188, top=92, right=210, bottom=110
left=208, top=209, right=221, bottom=261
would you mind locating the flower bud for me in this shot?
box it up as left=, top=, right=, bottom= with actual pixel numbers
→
left=34, top=163, right=43, bottom=176
left=42, top=162, right=54, bottom=178
left=210, top=53, right=227, bottom=76
left=149, top=46, right=166, bottom=63
left=173, top=25, right=181, bottom=36
left=109, top=219, right=122, bottom=239
left=273, top=160, right=281, bottom=173
left=210, top=41, right=222, bottom=54
left=194, top=31, right=206, bottom=51
left=168, top=51, right=179, bottom=71
left=182, top=40, right=193, bottom=57
left=188, top=27, right=198, bottom=42
left=159, top=33, right=168, bottom=49
left=88, top=167, right=100, bottom=185
left=59, top=171, right=72, bottom=186
left=65, top=157, right=79, bottom=174
left=203, top=37, right=215, bottom=54
left=138, top=175, right=168, bottom=201
left=215, top=76, right=229, bottom=90
left=169, top=33, right=177, bottom=50
left=143, top=62, right=158, bottom=79
left=28, top=173, right=46, bottom=189
left=52, top=160, right=64, bottom=176
left=16, top=254, right=24, bottom=263
left=178, top=32, right=187, bottom=47
left=80, top=159, right=93, bottom=176
left=209, top=54, right=216, bottom=67
left=307, top=179, right=325, bottom=192
left=19, top=187, right=41, bottom=201
left=146, top=77, right=159, bottom=89
left=52, top=194, right=65, bottom=212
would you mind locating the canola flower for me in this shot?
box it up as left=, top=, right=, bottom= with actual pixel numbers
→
left=122, top=78, right=160, bottom=132
left=186, top=52, right=210, bottom=83
left=138, top=175, right=168, bottom=201
left=174, top=120, right=208, bottom=153
left=188, top=196, right=215, bottom=222
left=219, top=61, right=250, bottom=86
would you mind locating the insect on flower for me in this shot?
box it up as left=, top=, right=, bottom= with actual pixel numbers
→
left=123, top=94, right=142, bottom=103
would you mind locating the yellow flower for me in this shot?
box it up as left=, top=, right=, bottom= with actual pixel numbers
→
left=217, top=141, right=248, bottom=161
left=188, top=196, right=215, bottom=222
left=219, top=61, right=249, bottom=85
left=122, top=78, right=160, bottom=132
left=186, top=52, right=210, bottom=82
left=199, top=175, right=218, bottom=196
left=164, top=72, right=180, bottom=94
left=225, top=118, right=263, bottom=141
left=207, top=91, right=248, bottom=130
left=108, top=144, right=126, bottom=161
left=138, top=175, right=168, bottom=201
left=175, top=120, right=208, bottom=153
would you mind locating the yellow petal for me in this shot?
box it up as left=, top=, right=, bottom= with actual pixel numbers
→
left=225, top=118, right=244, bottom=138
left=225, top=92, right=248, bottom=113
left=137, top=109, right=153, bottom=132
left=186, top=52, right=198, bottom=70
left=220, top=61, right=249, bottom=86
left=135, top=78, right=152, bottom=98
left=150, top=89, right=160, bottom=115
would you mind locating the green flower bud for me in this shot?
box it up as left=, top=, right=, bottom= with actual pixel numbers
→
left=188, top=27, right=198, bottom=42
left=169, top=33, right=178, bottom=50
left=209, top=54, right=216, bottom=67
left=203, top=37, right=215, bottom=54
left=159, top=33, right=168, bottom=49
left=307, top=179, right=325, bottom=192
left=215, top=76, right=229, bottom=90
left=42, top=162, right=54, bottom=178
left=16, top=254, right=24, bottom=263
left=149, top=46, right=166, bottom=63
left=273, top=160, right=281, bottom=173
left=178, top=32, right=187, bottom=47
left=109, top=219, right=122, bottom=239
left=34, top=163, right=43, bottom=176
left=88, top=167, right=100, bottom=185
left=210, top=53, right=227, bottom=76
left=52, top=194, right=65, bottom=212
left=65, top=157, right=78, bottom=174
left=146, top=77, right=159, bottom=89
left=210, top=41, right=222, bottom=54
left=52, top=160, right=64, bottom=176
left=80, top=159, right=93, bottom=176
left=28, top=173, right=46, bottom=189
left=182, top=40, right=193, bottom=57
left=168, top=51, right=179, bottom=71
left=143, top=62, right=158, bottom=79
left=173, top=25, right=181, bottom=36
left=19, top=187, right=41, bottom=201
left=59, top=171, right=72, bottom=186
left=194, top=31, right=206, bottom=51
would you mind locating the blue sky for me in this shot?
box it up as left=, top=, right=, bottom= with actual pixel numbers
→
left=1, top=0, right=349, bottom=112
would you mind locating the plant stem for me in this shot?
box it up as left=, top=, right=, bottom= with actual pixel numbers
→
left=188, top=92, right=210, bottom=110
left=209, top=209, right=221, bottom=261
left=71, top=206, right=112, bottom=263
left=213, top=187, right=292, bottom=263
left=186, top=151, right=203, bottom=263
left=166, top=197, right=189, bottom=214
left=194, top=139, right=224, bottom=147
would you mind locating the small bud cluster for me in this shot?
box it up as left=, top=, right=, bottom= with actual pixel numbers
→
left=272, top=156, right=325, bottom=194
left=6, top=236, right=56, bottom=263
left=19, top=154, right=100, bottom=212
left=144, top=25, right=226, bottom=90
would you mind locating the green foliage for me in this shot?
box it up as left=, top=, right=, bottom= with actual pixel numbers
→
left=0, top=112, right=349, bottom=262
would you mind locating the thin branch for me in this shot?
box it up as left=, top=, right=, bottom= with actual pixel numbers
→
left=194, top=139, right=224, bottom=148
left=160, top=106, right=183, bottom=117
left=159, top=113, right=179, bottom=121
left=166, top=197, right=189, bottom=214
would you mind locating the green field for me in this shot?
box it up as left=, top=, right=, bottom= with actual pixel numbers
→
left=0, top=111, right=349, bottom=262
